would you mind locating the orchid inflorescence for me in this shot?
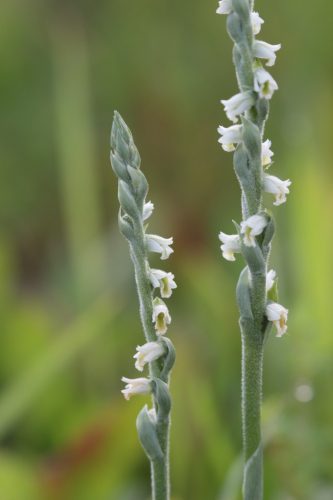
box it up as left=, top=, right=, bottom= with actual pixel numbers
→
left=216, top=0, right=289, bottom=497
left=110, top=112, right=175, bottom=499
left=217, top=0, right=289, bottom=339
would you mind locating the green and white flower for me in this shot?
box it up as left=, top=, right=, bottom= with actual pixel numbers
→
left=240, top=214, right=267, bottom=247
left=253, top=40, right=281, bottom=67
left=251, top=11, right=264, bottom=35
left=146, top=234, right=174, bottom=260
left=262, top=139, right=274, bottom=167
left=254, top=67, right=278, bottom=99
left=121, top=377, right=151, bottom=400
left=263, top=174, right=291, bottom=206
left=219, top=232, right=241, bottom=261
left=152, top=298, right=171, bottom=335
left=266, top=302, right=288, bottom=337
left=218, top=124, right=243, bottom=152
left=149, top=269, right=177, bottom=298
left=221, top=92, right=254, bottom=123
left=134, top=342, right=165, bottom=372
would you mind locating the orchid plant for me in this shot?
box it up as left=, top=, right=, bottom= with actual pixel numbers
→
left=110, top=112, right=176, bottom=500
left=217, top=0, right=290, bottom=498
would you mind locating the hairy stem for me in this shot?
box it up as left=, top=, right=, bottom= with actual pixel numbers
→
left=130, top=232, right=170, bottom=500
left=241, top=332, right=264, bottom=499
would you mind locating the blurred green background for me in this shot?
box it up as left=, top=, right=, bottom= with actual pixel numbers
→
left=1, top=0, right=333, bottom=498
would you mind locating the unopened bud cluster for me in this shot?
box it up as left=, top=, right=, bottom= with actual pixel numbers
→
left=216, top=0, right=289, bottom=338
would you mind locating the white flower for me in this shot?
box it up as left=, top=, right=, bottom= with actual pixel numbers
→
left=217, top=124, right=243, bottom=152
left=216, top=0, right=232, bottom=14
left=263, top=174, right=291, bottom=206
left=251, top=12, right=264, bottom=35
left=149, top=269, right=177, bottom=298
left=221, top=92, right=254, bottom=123
left=266, top=302, right=288, bottom=338
left=253, top=40, right=281, bottom=67
left=254, top=67, right=278, bottom=99
left=146, top=234, right=174, bottom=260
left=266, top=269, right=276, bottom=292
left=121, top=377, right=151, bottom=400
left=218, top=232, right=241, bottom=261
left=134, top=342, right=165, bottom=372
left=262, top=139, right=274, bottom=167
left=240, top=214, right=267, bottom=247
left=152, top=298, right=171, bottom=335
left=143, top=201, right=154, bottom=221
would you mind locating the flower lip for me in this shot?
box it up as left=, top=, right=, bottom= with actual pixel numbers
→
left=152, top=298, right=171, bottom=335
left=254, top=67, right=278, bottom=100
left=149, top=269, right=177, bottom=298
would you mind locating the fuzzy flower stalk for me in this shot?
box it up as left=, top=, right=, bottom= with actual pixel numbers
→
left=217, top=1, right=290, bottom=498
left=110, top=112, right=176, bottom=500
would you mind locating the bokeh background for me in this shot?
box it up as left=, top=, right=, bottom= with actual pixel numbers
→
left=1, top=0, right=333, bottom=498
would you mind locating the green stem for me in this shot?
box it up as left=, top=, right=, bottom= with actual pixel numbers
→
left=152, top=419, right=170, bottom=500
left=241, top=332, right=264, bottom=500
left=130, top=229, right=170, bottom=500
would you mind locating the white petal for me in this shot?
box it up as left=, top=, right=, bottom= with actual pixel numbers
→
left=216, top=0, right=232, bottom=15
left=261, top=139, right=274, bottom=167
left=143, top=201, right=154, bottom=221
left=251, top=12, right=264, bottom=35
left=221, top=92, right=254, bottom=123
left=253, top=41, right=281, bottom=67
left=240, top=215, right=267, bottom=247
left=266, top=269, right=276, bottom=292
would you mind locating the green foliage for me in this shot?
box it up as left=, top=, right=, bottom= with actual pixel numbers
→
left=0, top=0, right=333, bottom=498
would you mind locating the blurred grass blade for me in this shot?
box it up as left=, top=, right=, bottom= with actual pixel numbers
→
left=0, top=295, right=116, bottom=438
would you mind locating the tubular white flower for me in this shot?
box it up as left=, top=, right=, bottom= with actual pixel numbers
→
left=221, top=92, right=254, bottom=123
left=266, top=269, right=276, bottom=292
left=219, top=232, right=241, bottom=261
left=251, top=12, right=264, bottom=35
left=263, top=174, right=291, bottom=206
left=149, top=269, right=177, bottom=298
left=266, top=302, right=288, bottom=337
left=217, top=124, right=243, bottom=152
left=254, top=67, right=278, bottom=99
left=134, top=342, right=165, bottom=372
left=146, top=234, right=174, bottom=260
left=121, top=377, right=151, bottom=400
left=240, top=214, right=267, bottom=247
left=253, top=40, right=281, bottom=67
left=152, top=298, right=171, bottom=335
left=216, top=0, right=232, bottom=15
left=262, top=139, right=274, bottom=167
left=143, top=201, right=154, bottom=221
